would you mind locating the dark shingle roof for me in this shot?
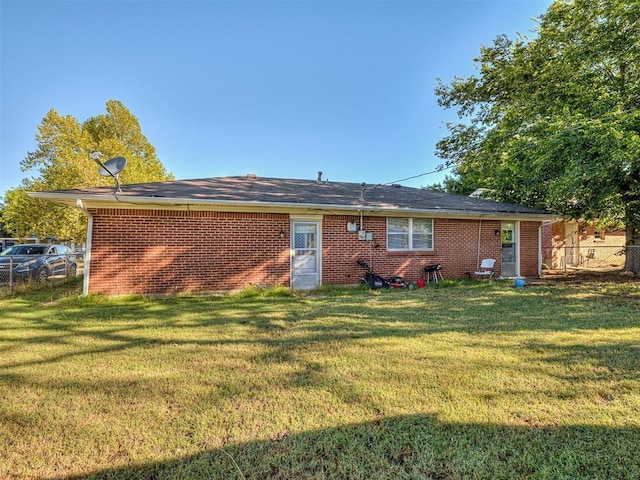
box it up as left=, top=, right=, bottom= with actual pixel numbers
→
left=36, top=175, right=549, bottom=216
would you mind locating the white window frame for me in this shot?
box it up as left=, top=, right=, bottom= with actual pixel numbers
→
left=387, top=217, right=434, bottom=251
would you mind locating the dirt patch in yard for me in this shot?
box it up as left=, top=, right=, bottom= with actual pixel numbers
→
left=534, top=268, right=640, bottom=301
left=540, top=267, right=637, bottom=284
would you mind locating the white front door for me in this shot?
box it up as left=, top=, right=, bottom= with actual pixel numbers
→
left=565, top=221, right=579, bottom=266
left=501, top=221, right=518, bottom=277
left=291, top=221, right=321, bottom=290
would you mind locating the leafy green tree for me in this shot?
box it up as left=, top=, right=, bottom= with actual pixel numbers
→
left=435, top=0, right=640, bottom=271
left=2, top=100, right=173, bottom=241
left=0, top=203, right=9, bottom=238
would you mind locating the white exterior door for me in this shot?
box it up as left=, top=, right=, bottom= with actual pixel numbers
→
left=291, top=221, right=321, bottom=290
left=501, top=221, right=519, bottom=277
left=565, top=221, right=579, bottom=266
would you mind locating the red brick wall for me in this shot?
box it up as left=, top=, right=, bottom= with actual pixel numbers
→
left=520, top=221, right=540, bottom=277
left=323, top=216, right=506, bottom=284
left=89, top=209, right=290, bottom=295
left=541, top=222, right=553, bottom=268
left=542, top=220, right=566, bottom=269
left=88, top=209, right=542, bottom=294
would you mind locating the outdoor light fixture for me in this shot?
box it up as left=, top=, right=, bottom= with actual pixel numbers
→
left=494, top=229, right=501, bottom=236
left=279, top=229, right=285, bottom=238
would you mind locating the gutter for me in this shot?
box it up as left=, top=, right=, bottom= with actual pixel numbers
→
left=75, top=199, right=92, bottom=297
left=29, top=192, right=553, bottom=222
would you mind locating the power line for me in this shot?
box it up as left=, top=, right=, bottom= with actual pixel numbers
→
left=383, top=108, right=638, bottom=187
left=383, top=165, right=453, bottom=186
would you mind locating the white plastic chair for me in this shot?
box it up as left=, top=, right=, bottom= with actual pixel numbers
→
left=475, top=259, right=496, bottom=280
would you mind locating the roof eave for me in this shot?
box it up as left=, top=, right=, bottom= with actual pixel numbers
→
left=28, top=191, right=552, bottom=220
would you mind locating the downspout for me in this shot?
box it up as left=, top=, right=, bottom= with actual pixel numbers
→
left=76, top=199, right=92, bottom=297
left=538, top=223, right=543, bottom=278
left=477, top=219, right=483, bottom=271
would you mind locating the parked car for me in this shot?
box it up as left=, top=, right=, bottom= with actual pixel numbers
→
left=0, top=244, right=77, bottom=283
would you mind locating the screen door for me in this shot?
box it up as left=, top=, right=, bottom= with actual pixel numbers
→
left=291, top=221, right=321, bottom=290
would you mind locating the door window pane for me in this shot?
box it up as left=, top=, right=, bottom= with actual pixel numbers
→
left=294, top=224, right=316, bottom=249
left=502, top=223, right=515, bottom=244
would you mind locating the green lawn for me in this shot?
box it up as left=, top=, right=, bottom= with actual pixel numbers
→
left=1, top=279, right=639, bottom=479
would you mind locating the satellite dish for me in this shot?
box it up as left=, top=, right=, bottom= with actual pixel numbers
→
left=98, top=156, right=127, bottom=177
left=90, top=153, right=127, bottom=193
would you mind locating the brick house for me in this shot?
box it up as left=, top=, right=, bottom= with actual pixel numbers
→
left=541, top=219, right=626, bottom=270
left=31, top=174, right=551, bottom=295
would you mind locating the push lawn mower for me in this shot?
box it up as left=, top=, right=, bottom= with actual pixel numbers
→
left=357, top=259, right=406, bottom=289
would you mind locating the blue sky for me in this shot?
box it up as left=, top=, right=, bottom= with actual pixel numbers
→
left=0, top=0, right=552, bottom=197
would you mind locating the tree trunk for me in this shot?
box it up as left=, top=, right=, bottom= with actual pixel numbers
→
left=624, top=225, right=640, bottom=274
left=622, top=184, right=640, bottom=274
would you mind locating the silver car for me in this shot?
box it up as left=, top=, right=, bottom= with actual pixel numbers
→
left=0, top=244, right=77, bottom=283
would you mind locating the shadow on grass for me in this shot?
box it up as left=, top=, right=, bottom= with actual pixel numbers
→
left=56, top=413, right=640, bottom=480
left=523, top=339, right=640, bottom=382
left=2, top=284, right=640, bottom=479
left=0, top=282, right=638, bottom=373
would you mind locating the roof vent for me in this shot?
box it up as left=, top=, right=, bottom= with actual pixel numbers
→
left=247, top=173, right=257, bottom=180
left=469, top=188, right=491, bottom=198
left=317, top=171, right=322, bottom=184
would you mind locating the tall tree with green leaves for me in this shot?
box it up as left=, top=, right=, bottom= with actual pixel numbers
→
left=435, top=0, right=640, bottom=271
left=2, top=100, right=173, bottom=242
left=0, top=203, right=9, bottom=238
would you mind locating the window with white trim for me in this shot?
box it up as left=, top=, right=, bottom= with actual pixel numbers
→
left=387, top=218, right=433, bottom=251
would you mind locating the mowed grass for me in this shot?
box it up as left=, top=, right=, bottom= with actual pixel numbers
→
left=1, top=279, right=639, bottom=479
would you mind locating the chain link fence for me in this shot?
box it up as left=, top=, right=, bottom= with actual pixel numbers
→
left=542, top=245, right=640, bottom=275
left=0, top=254, right=83, bottom=294
left=626, top=245, right=640, bottom=274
